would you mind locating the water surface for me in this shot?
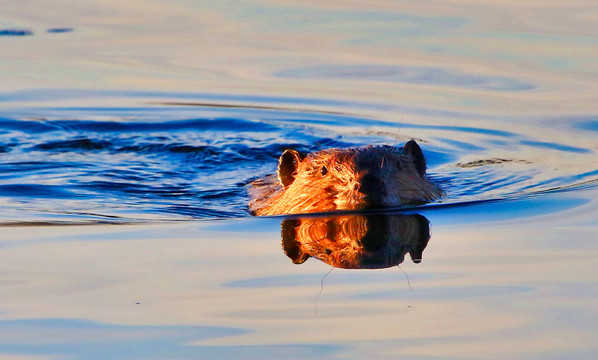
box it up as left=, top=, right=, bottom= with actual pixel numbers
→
left=1, top=89, right=596, bottom=223
left=2, top=1, right=598, bottom=359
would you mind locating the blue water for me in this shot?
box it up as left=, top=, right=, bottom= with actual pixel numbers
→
left=1, top=90, right=597, bottom=224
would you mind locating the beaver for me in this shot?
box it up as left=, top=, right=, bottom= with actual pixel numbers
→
left=249, top=140, right=442, bottom=216
left=281, top=213, right=431, bottom=269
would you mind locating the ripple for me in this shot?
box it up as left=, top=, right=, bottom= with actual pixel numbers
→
left=0, top=92, right=596, bottom=224
left=47, top=28, right=74, bottom=33
left=276, top=64, right=536, bottom=91
left=353, top=286, right=536, bottom=300
left=0, top=29, right=33, bottom=36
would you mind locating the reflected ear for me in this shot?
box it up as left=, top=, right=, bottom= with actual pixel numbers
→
left=281, top=219, right=311, bottom=264
left=404, top=140, right=427, bottom=177
left=408, top=214, right=431, bottom=263
left=277, top=149, right=305, bottom=188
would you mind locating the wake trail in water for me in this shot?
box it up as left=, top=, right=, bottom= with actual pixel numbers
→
left=0, top=95, right=596, bottom=225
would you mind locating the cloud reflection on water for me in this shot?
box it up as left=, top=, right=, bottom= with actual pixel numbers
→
left=277, top=64, right=536, bottom=91
left=0, top=318, right=339, bottom=360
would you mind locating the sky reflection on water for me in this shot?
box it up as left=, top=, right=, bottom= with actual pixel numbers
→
left=277, top=64, right=536, bottom=91
left=0, top=192, right=597, bottom=359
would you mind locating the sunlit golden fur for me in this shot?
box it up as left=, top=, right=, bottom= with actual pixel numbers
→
left=249, top=140, right=442, bottom=216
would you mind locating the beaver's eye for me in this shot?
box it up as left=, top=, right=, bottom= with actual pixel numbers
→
left=324, top=248, right=332, bottom=255
left=320, top=166, right=328, bottom=176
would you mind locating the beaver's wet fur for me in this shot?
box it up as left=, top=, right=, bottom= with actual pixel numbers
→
left=249, top=140, right=443, bottom=216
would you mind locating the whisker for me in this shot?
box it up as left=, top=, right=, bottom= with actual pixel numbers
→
left=397, top=264, right=414, bottom=293
left=314, top=266, right=335, bottom=315
left=392, top=113, right=405, bottom=148
left=306, top=125, right=323, bottom=150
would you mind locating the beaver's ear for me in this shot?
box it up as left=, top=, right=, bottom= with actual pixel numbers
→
left=281, top=219, right=311, bottom=264
left=277, top=149, right=305, bottom=188
left=404, top=140, right=426, bottom=177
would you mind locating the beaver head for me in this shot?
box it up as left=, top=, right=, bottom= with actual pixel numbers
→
left=249, top=140, right=442, bottom=216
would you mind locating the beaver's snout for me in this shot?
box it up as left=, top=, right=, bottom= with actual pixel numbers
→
left=359, top=173, right=386, bottom=204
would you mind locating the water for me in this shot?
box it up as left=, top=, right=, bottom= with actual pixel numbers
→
left=2, top=1, right=598, bottom=359
left=1, top=90, right=596, bottom=223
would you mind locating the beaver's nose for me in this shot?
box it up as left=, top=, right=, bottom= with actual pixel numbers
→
left=360, top=173, right=383, bottom=199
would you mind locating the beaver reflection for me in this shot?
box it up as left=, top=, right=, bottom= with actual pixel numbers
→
left=281, top=214, right=430, bottom=269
